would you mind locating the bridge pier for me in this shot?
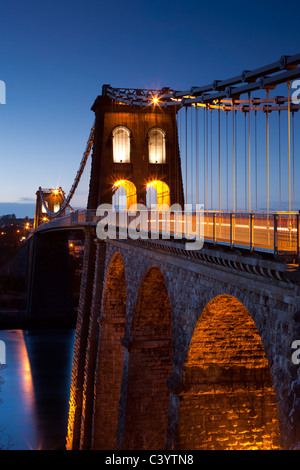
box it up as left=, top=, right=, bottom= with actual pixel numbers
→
left=80, top=237, right=107, bottom=449
left=26, top=231, right=75, bottom=327
left=67, top=229, right=107, bottom=450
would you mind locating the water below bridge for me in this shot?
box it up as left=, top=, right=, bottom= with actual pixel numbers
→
left=0, top=328, right=75, bottom=450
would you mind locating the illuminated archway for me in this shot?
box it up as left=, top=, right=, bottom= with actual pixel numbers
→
left=123, top=267, right=172, bottom=450
left=146, top=180, right=170, bottom=208
left=92, top=253, right=126, bottom=449
left=113, top=180, right=137, bottom=210
left=177, top=294, right=280, bottom=450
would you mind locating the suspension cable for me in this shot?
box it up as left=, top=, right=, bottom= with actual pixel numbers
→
left=39, top=122, right=95, bottom=217
left=292, top=110, right=295, bottom=211
left=185, top=106, right=188, bottom=205
left=226, top=110, right=229, bottom=211
left=218, top=101, right=221, bottom=211
left=203, top=106, right=206, bottom=209
left=195, top=106, right=198, bottom=207
left=255, top=110, right=257, bottom=211
left=210, top=108, right=213, bottom=210
left=244, top=110, right=247, bottom=210
left=235, top=109, right=238, bottom=211
left=278, top=110, right=281, bottom=211
left=248, top=92, right=251, bottom=212
left=233, top=104, right=235, bottom=212
left=191, top=106, right=194, bottom=209
left=206, top=106, right=209, bottom=210
left=266, top=89, right=270, bottom=212
left=288, top=80, right=291, bottom=212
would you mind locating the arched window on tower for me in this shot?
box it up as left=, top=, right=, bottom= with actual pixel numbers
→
left=41, top=200, right=48, bottom=214
left=112, top=126, right=131, bottom=163
left=53, top=201, right=60, bottom=213
left=148, top=128, right=166, bottom=164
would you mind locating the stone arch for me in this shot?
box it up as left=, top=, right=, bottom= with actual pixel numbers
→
left=92, top=252, right=127, bottom=449
left=177, top=294, right=281, bottom=450
left=123, top=266, right=173, bottom=449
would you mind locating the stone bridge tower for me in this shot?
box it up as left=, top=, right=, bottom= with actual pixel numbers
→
left=34, top=187, right=66, bottom=229
left=87, top=85, right=184, bottom=211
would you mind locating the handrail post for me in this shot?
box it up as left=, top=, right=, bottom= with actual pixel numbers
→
left=173, top=209, right=176, bottom=238
left=213, top=213, right=216, bottom=246
left=230, top=213, right=234, bottom=249
left=297, top=213, right=300, bottom=263
left=250, top=213, right=254, bottom=253
left=273, top=213, right=278, bottom=256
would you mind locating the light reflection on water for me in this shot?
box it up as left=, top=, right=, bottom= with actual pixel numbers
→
left=0, top=329, right=75, bottom=450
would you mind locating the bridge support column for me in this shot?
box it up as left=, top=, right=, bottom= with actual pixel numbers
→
left=26, top=232, right=75, bottom=326
left=79, top=238, right=107, bottom=449
left=66, top=229, right=107, bottom=450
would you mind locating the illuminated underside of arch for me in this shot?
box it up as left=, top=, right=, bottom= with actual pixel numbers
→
left=113, top=180, right=137, bottom=210
left=177, top=295, right=280, bottom=450
left=146, top=180, right=170, bottom=208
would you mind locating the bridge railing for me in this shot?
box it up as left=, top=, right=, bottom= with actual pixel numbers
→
left=36, top=208, right=300, bottom=258
left=201, top=211, right=299, bottom=257
left=94, top=208, right=299, bottom=256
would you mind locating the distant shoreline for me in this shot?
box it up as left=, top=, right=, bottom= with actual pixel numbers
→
left=0, top=203, right=35, bottom=219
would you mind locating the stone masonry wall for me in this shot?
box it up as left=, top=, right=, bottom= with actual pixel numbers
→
left=67, top=235, right=300, bottom=450
left=102, top=239, right=300, bottom=449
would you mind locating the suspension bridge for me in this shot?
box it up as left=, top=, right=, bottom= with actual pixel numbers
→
left=25, top=53, right=300, bottom=450
left=33, top=53, right=300, bottom=262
